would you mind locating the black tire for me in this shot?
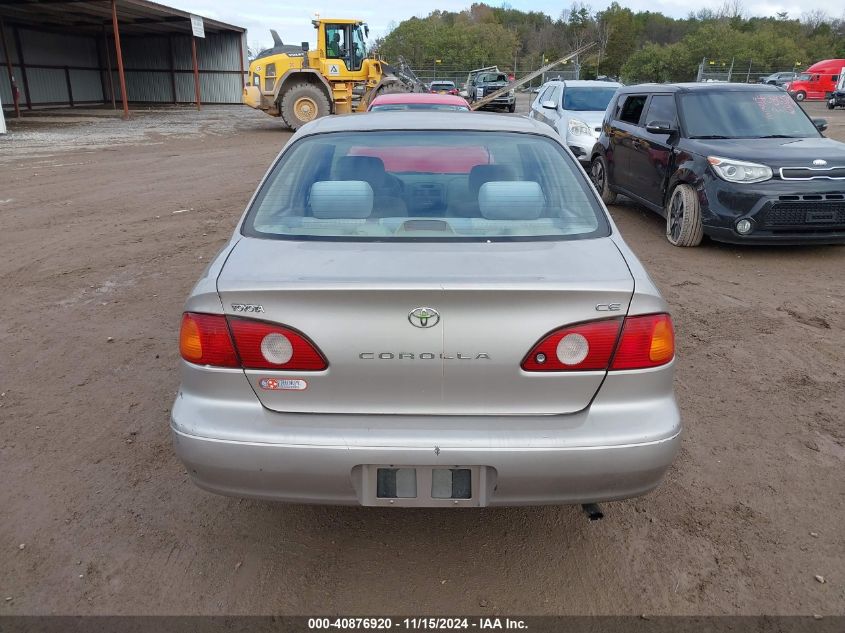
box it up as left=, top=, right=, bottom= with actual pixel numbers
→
left=508, top=102, right=516, bottom=113
left=280, top=83, right=331, bottom=130
left=590, top=155, right=617, bottom=205
left=827, top=100, right=835, bottom=110
left=665, top=184, right=704, bottom=247
left=794, top=91, right=806, bottom=102
left=377, top=83, right=410, bottom=96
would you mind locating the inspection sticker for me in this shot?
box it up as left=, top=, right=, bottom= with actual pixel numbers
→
left=259, top=378, right=307, bottom=391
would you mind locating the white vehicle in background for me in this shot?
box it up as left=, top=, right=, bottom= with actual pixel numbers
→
left=529, top=80, right=622, bottom=164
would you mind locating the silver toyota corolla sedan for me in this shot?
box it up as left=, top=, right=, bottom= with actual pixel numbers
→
left=172, top=112, right=681, bottom=507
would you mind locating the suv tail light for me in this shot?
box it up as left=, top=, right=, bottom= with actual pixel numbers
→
left=521, top=314, right=674, bottom=372
left=179, top=313, right=328, bottom=371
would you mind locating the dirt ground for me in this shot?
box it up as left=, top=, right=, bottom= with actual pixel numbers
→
left=0, top=99, right=843, bottom=616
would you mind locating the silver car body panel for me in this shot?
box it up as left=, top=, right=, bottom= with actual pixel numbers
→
left=172, top=112, right=681, bottom=506
left=217, top=237, right=634, bottom=415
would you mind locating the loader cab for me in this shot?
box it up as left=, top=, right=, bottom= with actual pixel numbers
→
left=317, top=20, right=369, bottom=73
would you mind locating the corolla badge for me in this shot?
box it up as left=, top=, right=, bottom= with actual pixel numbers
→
left=408, top=306, right=440, bottom=328
left=812, top=159, right=827, bottom=166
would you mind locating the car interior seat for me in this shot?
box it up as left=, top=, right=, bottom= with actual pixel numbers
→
left=447, top=164, right=518, bottom=218
left=335, top=156, right=406, bottom=217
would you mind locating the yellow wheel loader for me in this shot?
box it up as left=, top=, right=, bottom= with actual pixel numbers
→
left=243, top=19, right=424, bottom=129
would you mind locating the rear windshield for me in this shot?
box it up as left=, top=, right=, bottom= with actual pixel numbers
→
left=242, top=130, right=609, bottom=242
left=563, top=87, right=618, bottom=111
left=679, top=91, right=820, bottom=139
left=430, top=82, right=455, bottom=89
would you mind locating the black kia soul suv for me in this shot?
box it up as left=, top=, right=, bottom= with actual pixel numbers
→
left=589, top=83, right=845, bottom=246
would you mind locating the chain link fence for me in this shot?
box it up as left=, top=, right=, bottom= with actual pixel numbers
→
left=411, top=64, right=581, bottom=92
left=696, top=57, right=804, bottom=84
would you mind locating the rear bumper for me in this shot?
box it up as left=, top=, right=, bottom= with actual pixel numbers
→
left=172, top=427, right=680, bottom=506
left=171, top=362, right=682, bottom=506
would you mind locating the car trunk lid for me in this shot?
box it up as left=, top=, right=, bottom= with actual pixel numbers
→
left=217, top=237, right=634, bottom=415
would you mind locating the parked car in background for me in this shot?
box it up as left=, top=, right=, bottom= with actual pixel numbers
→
left=828, top=89, right=845, bottom=109
left=467, top=68, right=516, bottom=112
left=826, top=73, right=845, bottom=109
left=172, top=112, right=681, bottom=507
left=786, top=59, right=845, bottom=101
left=590, top=83, right=844, bottom=246
left=529, top=80, right=622, bottom=163
left=429, top=80, right=459, bottom=96
left=759, top=71, right=797, bottom=86
left=368, top=92, right=470, bottom=112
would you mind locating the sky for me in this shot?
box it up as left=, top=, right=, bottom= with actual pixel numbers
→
left=168, top=0, right=840, bottom=50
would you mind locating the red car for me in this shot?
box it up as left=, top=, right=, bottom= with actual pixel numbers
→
left=367, top=92, right=470, bottom=112
left=429, top=80, right=459, bottom=95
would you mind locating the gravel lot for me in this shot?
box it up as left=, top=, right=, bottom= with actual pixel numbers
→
left=0, top=99, right=843, bottom=615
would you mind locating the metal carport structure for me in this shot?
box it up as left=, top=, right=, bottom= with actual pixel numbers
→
left=0, top=0, right=246, bottom=119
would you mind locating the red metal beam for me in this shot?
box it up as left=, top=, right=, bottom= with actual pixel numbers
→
left=0, top=16, right=21, bottom=118
left=111, top=0, right=129, bottom=119
left=191, top=35, right=200, bottom=111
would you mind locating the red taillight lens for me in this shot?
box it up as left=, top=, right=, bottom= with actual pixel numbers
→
left=179, top=313, right=239, bottom=367
left=521, top=313, right=675, bottom=372
left=521, top=319, right=622, bottom=371
left=610, top=313, right=675, bottom=370
left=228, top=318, right=328, bottom=371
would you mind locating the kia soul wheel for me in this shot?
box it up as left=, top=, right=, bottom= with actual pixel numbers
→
left=665, top=184, right=704, bottom=247
left=590, top=156, right=617, bottom=205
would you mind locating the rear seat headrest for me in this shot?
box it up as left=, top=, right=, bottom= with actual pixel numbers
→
left=310, top=180, right=373, bottom=219
left=335, top=155, right=388, bottom=186
left=478, top=181, right=544, bottom=220
left=469, top=164, right=517, bottom=196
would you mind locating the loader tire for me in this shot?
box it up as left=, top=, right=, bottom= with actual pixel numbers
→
left=377, top=83, right=410, bottom=96
left=280, top=83, right=330, bottom=130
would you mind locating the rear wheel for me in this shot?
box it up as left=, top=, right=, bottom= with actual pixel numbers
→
left=794, top=91, right=806, bottom=102
left=665, top=184, right=704, bottom=247
left=590, top=155, right=617, bottom=205
left=280, top=83, right=331, bottom=131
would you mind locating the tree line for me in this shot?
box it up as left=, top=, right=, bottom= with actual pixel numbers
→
left=375, top=2, right=845, bottom=83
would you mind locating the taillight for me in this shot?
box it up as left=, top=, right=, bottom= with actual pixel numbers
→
left=228, top=318, right=327, bottom=371
left=521, top=313, right=675, bottom=372
left=521, top=319, right=622, bottom=371
left=180, top=313, right=328, bottom=371
left=610, top=313, right=674, bottom=370
left=179, top=313, right=239, bottom=367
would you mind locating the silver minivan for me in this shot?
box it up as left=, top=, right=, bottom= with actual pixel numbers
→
left=529, top=80, right=622, bottom=163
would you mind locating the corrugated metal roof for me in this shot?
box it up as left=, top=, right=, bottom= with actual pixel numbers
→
left=0, top=0, right=245, bottom=35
